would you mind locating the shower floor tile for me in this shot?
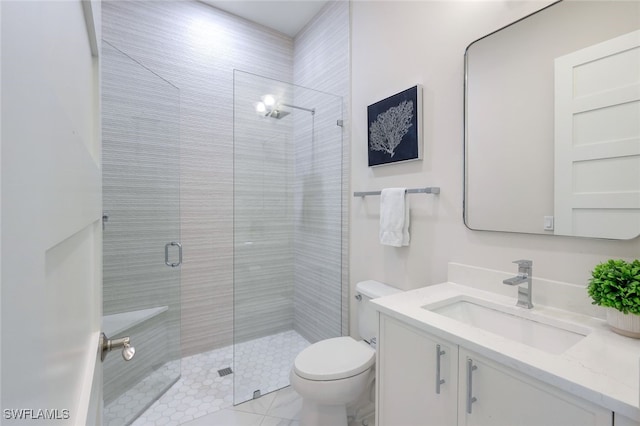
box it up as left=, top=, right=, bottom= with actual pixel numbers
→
left=233, top=330, right=311, bottom=403
left=104, top=360, right=181, bottom=426
left=128, top=330, right=309, bottom=426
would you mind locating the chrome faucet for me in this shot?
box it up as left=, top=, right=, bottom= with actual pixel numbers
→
left=503, top=260, right=533, bottom=309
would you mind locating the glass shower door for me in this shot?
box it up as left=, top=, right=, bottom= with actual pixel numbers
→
left=233, top=70, right=344, bottom=405
left=101, top=41, right=181, bottom=425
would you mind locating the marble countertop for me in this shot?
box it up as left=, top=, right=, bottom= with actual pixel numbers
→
left=372, top=282, right=640, bottom=420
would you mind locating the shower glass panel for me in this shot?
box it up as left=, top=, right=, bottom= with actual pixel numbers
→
left=102, top=41, right=181, bottom=425
left=233, top=70, right=343, bottom=404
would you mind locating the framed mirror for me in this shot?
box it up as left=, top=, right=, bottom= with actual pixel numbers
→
left=464, top=0, right=640, bottom=239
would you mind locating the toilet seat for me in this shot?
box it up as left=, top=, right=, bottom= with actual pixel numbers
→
left=294, top=336, right=375, bottom=381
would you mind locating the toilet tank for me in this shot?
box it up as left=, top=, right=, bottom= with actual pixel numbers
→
left=356, top=280, right=402, bottom=345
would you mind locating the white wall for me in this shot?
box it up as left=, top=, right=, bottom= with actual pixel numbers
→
left=1, top=0, right=102, bottom=420
left=0, top=1, right=3, bottom=409
left=350, top=1, right=640, bottom=335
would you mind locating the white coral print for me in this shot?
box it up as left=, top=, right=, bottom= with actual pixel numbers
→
left=369, top=100, right=414, bottom=158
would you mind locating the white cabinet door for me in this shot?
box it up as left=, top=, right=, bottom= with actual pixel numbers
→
left=1, top=1, right=102, bottom=424
left=377, top=315, right=458, bottom=426
left=458, top=349, right=611, bottom=426
left=554, top=30, right=640, bottom=239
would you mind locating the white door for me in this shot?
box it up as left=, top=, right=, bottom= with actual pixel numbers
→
left=554, top=30, right=640, bottom=239
left=1, top=1, right=103, bottom=425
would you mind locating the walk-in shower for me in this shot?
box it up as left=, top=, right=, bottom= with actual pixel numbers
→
left=101, top=57, right=344, bottom=423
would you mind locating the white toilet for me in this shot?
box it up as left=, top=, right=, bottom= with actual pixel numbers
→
left=290, top=280, right=402, bottom=426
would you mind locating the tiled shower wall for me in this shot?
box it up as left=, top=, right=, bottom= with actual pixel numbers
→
left=293, top=1, right=351, bottom=340
left=233, top=71, right=296, bottom=343
left=103, top=0, right=350, bottom=356
left=102, top=40, right=181, bottom=405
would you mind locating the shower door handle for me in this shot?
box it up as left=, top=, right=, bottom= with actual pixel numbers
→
left=165, top=242, right=182, bottom=267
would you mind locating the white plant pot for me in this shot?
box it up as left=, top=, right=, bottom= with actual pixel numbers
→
left=606, top=308, right=640, bottom=339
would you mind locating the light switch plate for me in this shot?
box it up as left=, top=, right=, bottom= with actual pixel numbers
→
left=544, top=216, right=554, bottom=231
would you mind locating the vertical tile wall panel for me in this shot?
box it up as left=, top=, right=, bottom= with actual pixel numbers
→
left=293, top=1, right=351, bottom=341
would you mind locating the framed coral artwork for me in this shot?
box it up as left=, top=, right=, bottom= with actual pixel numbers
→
left=367, top=85, right=422, bottom=167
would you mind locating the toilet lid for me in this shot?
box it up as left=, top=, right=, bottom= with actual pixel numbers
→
left=294, top=336, right=375, bottom=381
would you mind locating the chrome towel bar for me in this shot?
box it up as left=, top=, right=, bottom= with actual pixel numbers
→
left=353, top=187, right=440, bottom=197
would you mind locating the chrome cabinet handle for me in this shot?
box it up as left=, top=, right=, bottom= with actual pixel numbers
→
left=466, top=358, right=478, bottom=414
left=100, top=333, right=135, bottom=362
left=435, top=344, right=446, bottom=394
left=165, top=241, right=182, bottom=267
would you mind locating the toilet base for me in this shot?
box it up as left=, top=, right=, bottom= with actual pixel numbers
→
left=291, top=367, right=374, bottom=426
left=300, top=400, right=348, bottom=426
left=349, top=399, right=374, bottom=426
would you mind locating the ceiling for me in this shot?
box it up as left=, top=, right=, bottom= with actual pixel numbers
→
left=200, top=1, right=330, bottom=37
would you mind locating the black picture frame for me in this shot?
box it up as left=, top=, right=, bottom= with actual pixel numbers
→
left=367, top=85, right=422, bottom=167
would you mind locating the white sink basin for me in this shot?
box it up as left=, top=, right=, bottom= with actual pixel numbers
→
left=423, top=296, right=589, bottom=354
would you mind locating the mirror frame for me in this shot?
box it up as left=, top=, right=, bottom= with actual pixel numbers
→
left=463, top=0, right=640, bottom=240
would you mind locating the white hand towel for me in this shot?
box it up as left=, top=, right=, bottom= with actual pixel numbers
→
left=379, top=188, right=410, bottom=247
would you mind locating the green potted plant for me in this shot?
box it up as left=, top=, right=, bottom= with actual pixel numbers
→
left=587, top=259, right=640, bottom=338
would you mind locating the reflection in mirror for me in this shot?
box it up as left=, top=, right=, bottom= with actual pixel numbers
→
left=464, top=0, right=640, bottom=239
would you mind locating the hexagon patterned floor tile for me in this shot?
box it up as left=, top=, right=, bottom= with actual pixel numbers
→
left=105, top=330, right=309, bottom=426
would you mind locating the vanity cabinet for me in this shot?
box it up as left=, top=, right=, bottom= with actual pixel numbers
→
left=377, top=314, right=613, bottom=426
left=459, top=348, right=611, bottom=426
left=377, top=315, right=458, bottom=426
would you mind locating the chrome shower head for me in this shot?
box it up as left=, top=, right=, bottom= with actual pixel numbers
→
left=267, top=109, right=290, bottom=119
left=256, top=95, right=313, bottom=119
